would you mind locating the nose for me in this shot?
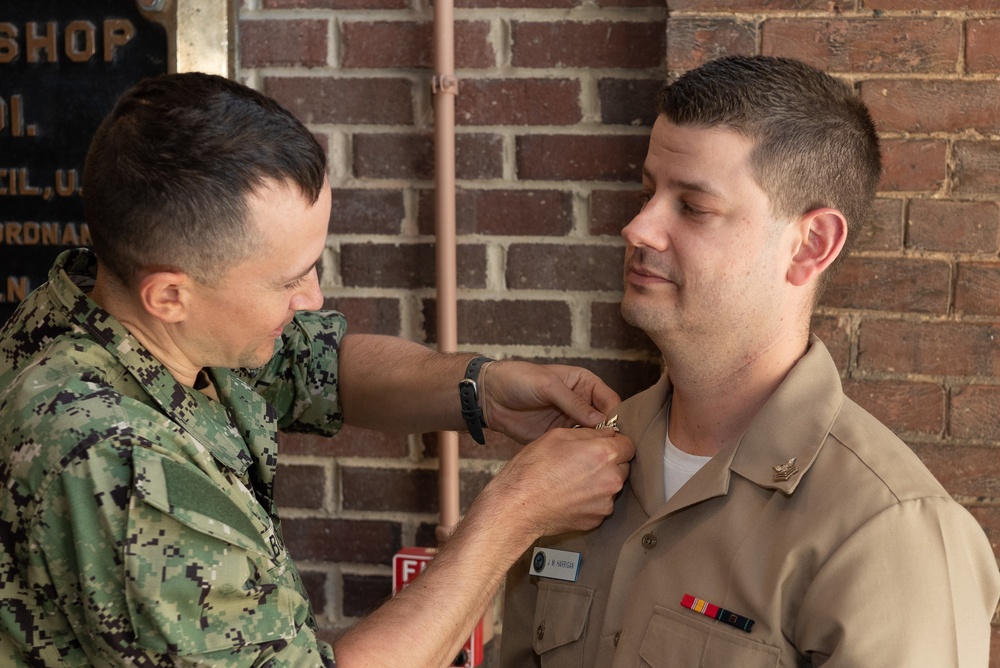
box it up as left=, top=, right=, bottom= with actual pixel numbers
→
left=621, top=200, right=668, bottom=252
left=292, top=269, right=324, bottom=311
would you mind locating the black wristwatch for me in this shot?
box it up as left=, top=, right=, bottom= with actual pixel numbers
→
left=458, top=356, right=493, bottom=445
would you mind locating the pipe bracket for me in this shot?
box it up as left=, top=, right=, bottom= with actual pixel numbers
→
left=432, top=75, right=459, bottom=95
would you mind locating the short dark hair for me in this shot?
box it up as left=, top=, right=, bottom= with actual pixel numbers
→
left=657, top=56, right=881, bottom=291
left=83, top=72, right=327, bottom=287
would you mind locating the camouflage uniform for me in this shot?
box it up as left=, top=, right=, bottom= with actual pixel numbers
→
left=0, top=249, right=344, bottom=666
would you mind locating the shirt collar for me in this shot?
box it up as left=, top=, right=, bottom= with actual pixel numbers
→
left=48, top=249, right=255, bottom=477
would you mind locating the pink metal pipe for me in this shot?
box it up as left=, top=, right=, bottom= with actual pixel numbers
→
left=433, top=0, right=460, bottom=541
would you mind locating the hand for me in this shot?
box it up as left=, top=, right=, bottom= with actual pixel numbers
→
left=485, top=427, right=634, bottom=537
left=481, top=361, right=621, bottom=444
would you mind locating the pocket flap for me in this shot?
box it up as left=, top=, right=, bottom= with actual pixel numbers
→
left=532, top=581, right=594, bottom=654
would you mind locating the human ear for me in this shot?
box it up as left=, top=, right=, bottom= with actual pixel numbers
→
left=786, top=208, right=847, bottom=288
left=138, top=270, right=191, bottom=323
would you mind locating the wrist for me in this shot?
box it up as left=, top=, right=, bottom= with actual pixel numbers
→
left=458, top=356, right=493, bottom=444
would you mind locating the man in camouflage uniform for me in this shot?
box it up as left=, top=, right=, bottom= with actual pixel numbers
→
left=0, top=73, right=634, bottom=667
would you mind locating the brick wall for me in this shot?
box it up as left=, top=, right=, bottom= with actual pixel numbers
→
left=238, top=0, right=1000, bottom=655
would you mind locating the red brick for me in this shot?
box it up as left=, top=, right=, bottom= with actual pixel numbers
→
left=417, top=188, right=574, bottom=236
left=822, top=257, right=950, bottom=314
left=342, top=573, right=391, bottom=618
left=597, top=0, right=665, bottom=7
left=457, top=0, right=576, bottom=7
left=951, top=386, right=1000, bottom=442
left=341, top=242, right=487, bottom=289
left=264, top=77, right=413, bottom=125
left=968, top=19, right=1000, bottom=74
left=265, top=0, right=405, bottom=7
left=956, top=263, right=1000, bottom=318
left=342, top=21, right=493, bottom=69
left=591, top=301, right=657, bottom=352
left=910, top=443, right=1000, bottom=499
left=858, top=321, right=1000, bottom=377
left=879, top=139, right=946, bottom=193
left=842, top=379, right=944, bottom=436
left=322, top=297, right=401, bottom=336
left=908, top=200, right=999, bottom=254
left=279, top=427, right=410, bottom=458
left=457, top=79, right=581, bottom=125
left=967, top=506, right=1000, bottom=556
left=283, top=518, right=401, bottom=564
left=423, top=299, right=573, bottom=346
left=326, top=189, right=405, bottom=235
left=511, top=21, right=666, bottom=69
left=422, top=430, right=521, bottom=463
left=761, top=19, right=959, bottom=74
left=342, top=466, right=492, bottom=513
left=275, top=463, right=326, bottom=509
left=298, top=570, right=328, bottom=616
left=598, top=78, right=663, bottom=127
left=868, top=0, right=997, bottom=9
left=954, top=141, right=1000, bottom=197
left=517, top=134, right=649, bottom=181
left=809, top=315, right=851, bottom=373
left=666, top=18, right=756, bottom=74
left=506, top=243, right=624, bottom=291
left=668, top=0, right=830, bottom=7
left=354, top=133, right=503, bottom=180
left=591, top=189, right=642, bottom=237
left=855, top=198, right=903, bottom=252
left=861, top=80, right=1000, bottom=134
left=240, top=19, right=328, bottom=68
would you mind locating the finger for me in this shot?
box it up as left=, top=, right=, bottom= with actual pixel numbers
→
left=544, top=381, right=608, bottom=428
left=583, top=375, right=621, bottom=415
left=545, top=365, right=621, bottom=423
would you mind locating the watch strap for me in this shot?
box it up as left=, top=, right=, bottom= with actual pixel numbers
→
left=459, top=356, right=493, bottom=445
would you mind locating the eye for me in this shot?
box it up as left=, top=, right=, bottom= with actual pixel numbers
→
left=284, top=261, right=321, bottom=290
left=285, top=276, right=307, bottom=290
left=680, top=199, right=708, bottom=217
left=638, top=190, right=652, bottom=211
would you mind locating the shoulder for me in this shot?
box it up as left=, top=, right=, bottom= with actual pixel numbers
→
left=824, top=396, right=950, bottom=502
left=1, top=335, right=152, bottom=498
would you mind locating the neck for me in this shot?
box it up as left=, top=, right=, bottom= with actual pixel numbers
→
left=90, top=273, right=201, bottom=388
left=662, top=329, right=809, bottom=457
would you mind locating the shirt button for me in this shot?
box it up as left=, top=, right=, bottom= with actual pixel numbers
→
left=641, top=533, right=657, bottom=549
left=613, top=631, right=621, bottom=647
left=537, top=622, right=545, bottom=641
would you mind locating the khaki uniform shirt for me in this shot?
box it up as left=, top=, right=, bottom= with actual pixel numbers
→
left=0, top=249, right=345, bottom=666
left=502, top=338, right=1000, bottom=667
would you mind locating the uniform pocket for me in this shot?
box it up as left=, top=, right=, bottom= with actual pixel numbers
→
left=124, top=447, right=302, bottom=656
left=532, top=580, right=594, bottom=665
left=639, top=606, right=780, bottom=668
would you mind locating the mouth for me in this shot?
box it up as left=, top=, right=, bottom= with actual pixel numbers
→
left=626, top=263, right=675, bottom=287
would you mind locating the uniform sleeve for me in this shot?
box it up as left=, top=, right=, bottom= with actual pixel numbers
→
left=245, top=310, right=347, bottom=436
left=794, top=497, right=1000, bottom=667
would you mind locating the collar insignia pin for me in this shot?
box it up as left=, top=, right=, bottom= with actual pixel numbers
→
left=772, top=457, right=798, bottom=482
left=597, top=415, right=620, bottom=432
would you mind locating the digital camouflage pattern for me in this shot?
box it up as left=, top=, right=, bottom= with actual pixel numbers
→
left=0, top=249, right=345, bottom=666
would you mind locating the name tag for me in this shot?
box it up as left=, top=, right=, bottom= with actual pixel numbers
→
left=530, top=547, right=581, bottom=582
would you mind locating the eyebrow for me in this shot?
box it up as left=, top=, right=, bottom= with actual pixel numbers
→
left=279, top=256, right=322, bottom=286
left=641, top=165, right=727, bottom=201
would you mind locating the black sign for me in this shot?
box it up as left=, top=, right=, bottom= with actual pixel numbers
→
left=0, top=0, right=167, bottom=324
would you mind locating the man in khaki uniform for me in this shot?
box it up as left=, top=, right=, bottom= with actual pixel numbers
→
left=501, top=55, right=1000, bottom=667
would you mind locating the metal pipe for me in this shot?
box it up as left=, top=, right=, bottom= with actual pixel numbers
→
left=433, top=0, right=460, bottom=542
